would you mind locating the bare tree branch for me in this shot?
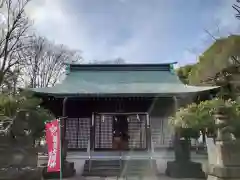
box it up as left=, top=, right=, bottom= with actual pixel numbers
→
left=21, top=35, right=82, bottom=88
left=0, top=0, right=31, bottom=91
left=233, top=0, right=240, bottom=19
left=204, top=29, right=217, bottom=41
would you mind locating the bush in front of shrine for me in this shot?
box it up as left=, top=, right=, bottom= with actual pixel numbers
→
left=0, top=90, right=54, bottom=143
left=169, top=98, right=240, bottom=139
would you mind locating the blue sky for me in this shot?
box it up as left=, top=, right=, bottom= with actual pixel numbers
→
left=27, top=0, right=240, bottom=66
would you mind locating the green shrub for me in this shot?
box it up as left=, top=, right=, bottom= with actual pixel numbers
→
left=169, top=98, right=240, bottom=138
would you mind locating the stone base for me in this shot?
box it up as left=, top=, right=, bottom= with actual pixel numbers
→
left=165, top=161, right=206, bottom=178
left=207, top=164, right=240, bottom=180
left=207, top=175, right=240, bottom=180
left=207, top=175, right=227, bottom=180
left=0, top=168, right=42, bottom=180
left=42, top=161, right=76, bottom=179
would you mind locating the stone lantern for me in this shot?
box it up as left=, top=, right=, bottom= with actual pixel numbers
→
left=208, top=106, right=240, bottom=180
left=165, top=128, right=205, bottom=178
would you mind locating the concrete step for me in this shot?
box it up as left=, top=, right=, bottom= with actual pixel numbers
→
left=82, top=160, right=157, bottom=177
left=85, top=160, right=120, bottom=166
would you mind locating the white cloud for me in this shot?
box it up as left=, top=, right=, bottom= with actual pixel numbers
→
left=25, top=0, right=173, bottom=63
left=27, top=2, right=82, bottom=43
left=28, top=1, right=65, bottom=24
left=0, top=13, right=5, bottom=25
left=27, top=0, right=113, bottom=62
left=25, top=0, right=240, bottom=65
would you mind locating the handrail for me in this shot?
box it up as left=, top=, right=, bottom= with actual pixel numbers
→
left=87, top=138, right=91, bottom=154
left=150, top=135, right=155, bottom=169
left=151, top=135, right=154, bottom=153
left=119, top=151, right=122, bottom=169
left=87, top=139, right=91, bottom=172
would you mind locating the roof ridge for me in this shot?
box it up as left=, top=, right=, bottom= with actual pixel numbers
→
left=68, top=63, right=177, bottom=72
left=66, top=62, right=177, bottom=66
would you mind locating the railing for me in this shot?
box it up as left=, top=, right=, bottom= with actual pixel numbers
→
left=150, top=134, right=154, bottom=169
left=87, top=139, right=91, bottom=172
left=151, top=135, right=154, bottom=154
left=119, top=150, right=122, bottom=169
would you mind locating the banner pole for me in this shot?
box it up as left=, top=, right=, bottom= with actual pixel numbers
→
left=59, top=119, right=63, bottom=180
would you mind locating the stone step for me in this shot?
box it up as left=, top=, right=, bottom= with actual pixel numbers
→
left=82, top=170, right=156, bottom=177
left=82, top=169, right=120, bottom=177
left=85, top=160, right=120, bottom=166
left=82, top=160, right=157, bottom=177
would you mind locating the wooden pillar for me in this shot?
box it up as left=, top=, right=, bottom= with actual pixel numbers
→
left=61, top=97, right=68, bottom=161
left=172, top=96, right=178, bottom=146
left=173, top=96, right=178, bottom=113
left=139, top=114, right=143, bottom=148
left=146, top=113, right=151, bottom=152
left=90, top=112, right=95, bottom=150
left=62, top=97, right=68, bottom=140
left=99, top=115, right=102, bottom=148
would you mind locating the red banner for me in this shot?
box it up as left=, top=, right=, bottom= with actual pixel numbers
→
left=45, top=119, right=61, bottom=172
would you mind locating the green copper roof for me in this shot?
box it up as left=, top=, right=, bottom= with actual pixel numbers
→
left=30, top=63, right=219, bottom=97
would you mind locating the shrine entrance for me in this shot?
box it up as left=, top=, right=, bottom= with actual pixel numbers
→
left=112, top=115, right=129, bottom=150
left=93, top=112, right=148, bottom=151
